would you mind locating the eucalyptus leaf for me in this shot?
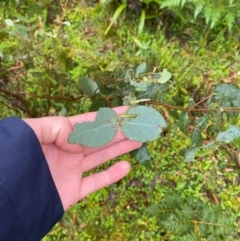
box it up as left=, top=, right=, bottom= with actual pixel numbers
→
left=109, top=96, right=123, bottom=108
left=89, top=99, right=107, bottom=111
left=131, top=143, right=151, bottom=168
left=15, top=14, right=29, bottom=23
left=191, top=129, right=202, bottom=148
left=137, top=83, right=167, bottom=102
left=121, top=106, right=167, bottom=142
left=94, top=74, right=115, bottom=96
left=159, top=69, right=172, bottom=83
left=79, top=76, right=99, bottom=98
left=179, top=110, right=189, bottom=134
left=202, top=141, right=215, bottom=149
left=5, top=19, right=14, bottom=27
left=58, top=107, right=67, bottom=116
left=184, top=148, right=199, bottom=162
left=68, top=108, right=118, bottom=147
left=124, top=68, right=134, bottom=82
left=151, top=73, right=161, bottom=81
left=214, top=83, right=240, bottom=104
left=216, top=125, right=240, bottom=143
left=130, top=80, right=148, bottom=92
left=213, top=83, right=240, bottom=116
left=135, top=62, right=147, bottom=75
left=122, top=90, right=136, bottom=105
left=195, top=114, right=209, bottom=129
left=222, top=99, right=239, bottom=118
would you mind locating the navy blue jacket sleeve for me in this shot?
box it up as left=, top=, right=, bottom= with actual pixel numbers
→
left=0, top=117, right=64, bottom=241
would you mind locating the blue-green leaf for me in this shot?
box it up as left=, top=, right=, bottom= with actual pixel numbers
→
left=179, top=110, right=189, bottom=134
left=58, top=107, right=67, bottom=116
left=135, top=62, right=147, bottom=75
left=131, top=143, right=151, bottom=168
left=216, top=125, right=240, bottom=143
left=159, top=69, right=172, bottom=84
left=137, top=83, right=167, bottom=102
left=68, top=108, right=118, bottom=147
left=121, top=106, right=167, bottom=142
left=184, top=148, right=199, bottom=162
left=130, top=81, right=148, bottom=92
left=214, top=83, right=240, bottom=108
left=4, top=19, right=14, bottom=27
left=191, top=129, right=202, bottom=148
left=195, top=114, right=209, bottom=129
left=79, top=76, right=99, bottom=98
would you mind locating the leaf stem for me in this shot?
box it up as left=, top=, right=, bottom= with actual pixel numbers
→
left=146, top=101, right=240, bottom=113
left=146, top=101, right=185, bottom=110
left=189, top=93, right=214, bottom=109
left=19, top=92, right=83, bottom=101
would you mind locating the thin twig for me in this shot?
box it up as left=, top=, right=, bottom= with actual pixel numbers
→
left=146, top=101, right=185, bottom=110
left=19, top=92, right=83, bottom=101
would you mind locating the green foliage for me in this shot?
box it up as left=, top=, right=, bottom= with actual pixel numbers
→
left=158, top=68, right=172, bottom=83
left=160, top=0, right=238, bottom=31
left=146, top=194, right=237, bottom=240
left=0, top=4, right=83, bottom=117
left=79, top=76, right=99, bottom=98
left=79, top=59, right=240, bottom=163
left=213, top=82, right=240, bottom=117
left=102, top=0, right=240, bottom=36
left=104, top=3, right=127, bottom=35
left=131, top=143, right=152, bottom=168
left=179, top=110, right=190, bottom=134
left=216, top=125, right=240, bottom=143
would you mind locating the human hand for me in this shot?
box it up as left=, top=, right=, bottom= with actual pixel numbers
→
left=23, top=106, right=142, bottom=210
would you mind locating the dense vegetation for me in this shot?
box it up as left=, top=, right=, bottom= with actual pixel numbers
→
left=1, top=0, right=240, bottom=240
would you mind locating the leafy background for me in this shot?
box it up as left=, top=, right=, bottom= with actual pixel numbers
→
left=0, top=0, right=240, bottom=240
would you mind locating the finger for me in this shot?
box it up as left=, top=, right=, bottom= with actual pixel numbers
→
left=23, top=106, right=130, bottom=154
left=67, top=106, right=129, bottom=126
left=79, top=161, right=131, bottom=200
left=23, top=117, right=83, bottom=153
left=81, top=129, right=125, bottom=155
left=82, top=139, right=142, bottom=171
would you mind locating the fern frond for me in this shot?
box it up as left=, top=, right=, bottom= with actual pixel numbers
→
left=145, top=194, right=237, bottom=240
left=161, top=0, right=187, bottom=8
left=225, top=12, right=235, bottom=31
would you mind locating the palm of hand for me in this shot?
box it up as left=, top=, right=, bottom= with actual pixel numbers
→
left=24, top=107, right=142, bottom=210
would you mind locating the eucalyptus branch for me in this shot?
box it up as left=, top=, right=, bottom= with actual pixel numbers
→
left=188, top=93, right=215, bottom=109
left=146, top=101, right=185, bottom=110
left=218, top=143, right=240, bottom=156
left=145, top=101, right=240, bottom=113
left=220, top=108, right=240, bottom=112
left=19, top=92, right=83, bottom=101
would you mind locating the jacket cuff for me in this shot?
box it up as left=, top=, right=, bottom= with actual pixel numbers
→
left=0, top=117, right=64, bottom=241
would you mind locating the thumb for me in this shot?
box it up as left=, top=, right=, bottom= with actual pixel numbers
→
left=23, top=116, right=83, bottom=153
